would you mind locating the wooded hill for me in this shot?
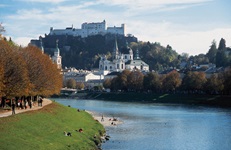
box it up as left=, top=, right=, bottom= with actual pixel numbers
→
left=32, top=34, right=231, bottom=71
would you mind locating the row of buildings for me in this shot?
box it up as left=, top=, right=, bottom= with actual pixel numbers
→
left=38, top=28, right=149, bottom=90
left=58, top=38, right=149, bottom=90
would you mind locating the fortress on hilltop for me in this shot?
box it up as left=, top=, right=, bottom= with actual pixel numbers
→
left=49, top=20, right=126, bottom=37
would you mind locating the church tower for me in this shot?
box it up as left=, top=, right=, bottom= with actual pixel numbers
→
left=52, top=40, right=62, bottom=69
left=126, top=41, right=133, bottom=60
left=39, top=39, right=44, bottom=54
left=134, top=49, right=140, bottom=60
left=112, top=37, right=119, bottom=60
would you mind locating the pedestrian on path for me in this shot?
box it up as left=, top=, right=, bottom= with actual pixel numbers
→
left=12, top=102, right=16, bottom=115
left=101, top=114, right=104, bottom=122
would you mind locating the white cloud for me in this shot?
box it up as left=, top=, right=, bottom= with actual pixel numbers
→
left=13, top=36, right=34, bottom=47
left=121, top=19, right=231, bottom=55
left=98, top=0, right=212, bottom=12
left=18, top=0, right=68, bottom=3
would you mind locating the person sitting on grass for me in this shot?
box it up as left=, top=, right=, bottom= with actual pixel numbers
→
left=64, top=131, right=72, bottom=136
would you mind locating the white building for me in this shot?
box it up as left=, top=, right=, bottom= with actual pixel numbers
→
left=99, top=38, right=149, bottom=75
left=52, top=40, right=62, bottom=69
left=49, top=20, right=126, bottom=38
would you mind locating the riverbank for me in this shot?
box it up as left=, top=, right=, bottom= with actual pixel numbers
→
left=0, top=101, right=105, bottom=150
left=82, top=92, right=231, bottom=107
left=87, top=110, right=123, bottom=127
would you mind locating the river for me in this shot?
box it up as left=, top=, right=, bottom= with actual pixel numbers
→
left=54, top=98, right=231, bottom=150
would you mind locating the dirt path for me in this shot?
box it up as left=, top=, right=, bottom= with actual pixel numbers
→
left=0, top=98, right=52, bottom=118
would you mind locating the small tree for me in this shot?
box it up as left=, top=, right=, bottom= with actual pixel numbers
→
left=66, top=78, right=76, bottom=89
left=162, top=71, right=181, bottom=92
left=205, top=74, right=224, bottom=94
left=117, top=70, right=131, bottom=91
left=103, top=78, right=112, bottom=89
left=76, top=82, right=84, bottom=90
left=127, top=70, right=144, bottom=91
left=181, top=71, right=207, bottom=93
left=143, top=72, right=161, bottom=92
left=223, top=68, right=231, bottom=94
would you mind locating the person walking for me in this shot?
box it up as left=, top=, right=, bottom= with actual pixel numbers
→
left=12, top=102, right=16, bottom=115
left=101, top=114, right=104, bottom=122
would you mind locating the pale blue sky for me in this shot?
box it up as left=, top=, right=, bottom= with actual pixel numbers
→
left=0, top=0, right=230, bottom=55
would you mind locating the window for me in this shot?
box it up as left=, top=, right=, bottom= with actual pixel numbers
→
left=117, top=64, right=119, bottom=69
left=121, top=64, right=124, bottom=69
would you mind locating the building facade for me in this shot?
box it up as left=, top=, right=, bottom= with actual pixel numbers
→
left=99, top=39, right=149, bottom=75
left=52, top=40, right=62, bottom=69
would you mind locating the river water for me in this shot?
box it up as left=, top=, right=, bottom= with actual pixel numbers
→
left=54, top=98, right=231, bottom=150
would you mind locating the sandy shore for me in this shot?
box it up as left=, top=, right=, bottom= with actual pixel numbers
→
left=86, top=111, right=122, bottom=127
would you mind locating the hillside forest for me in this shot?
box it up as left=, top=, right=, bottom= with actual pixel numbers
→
left=34, top=33, right=231, bottom=71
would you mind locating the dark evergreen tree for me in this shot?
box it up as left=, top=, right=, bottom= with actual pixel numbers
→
left=218, top=38, right=226, bottom=51
left=216, top=50, right=228, bottom=67
left=206, top=40, right=217, bottom=64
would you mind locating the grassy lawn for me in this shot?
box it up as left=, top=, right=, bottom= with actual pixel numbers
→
left=0, top=101, right=105, bottom=150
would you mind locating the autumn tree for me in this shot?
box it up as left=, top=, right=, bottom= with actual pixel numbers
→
left=66, top=78, right=76, bottom=89
left=20, top=45, right=62, bottom=97
left=0, top=63, right=4, bottom=97
left=127, top=70, right=144, bottom=91
left=205, top=74, right=224, bottom=94
left=181, top=71, right=207, bottom=93
left=103, top=78, right=112, bottom=89
left=143, top=72, right=161, bottom=92
left=0, top=40, right=30, bottom=98
left=117, top=70, right=131, bottom=91
left=110, top=77, right=120, bottom=91
left=223, top=68, right=231, bottom=94
left=162, top=71, right=181, bottom=92
left=38, top=53, right=62, bottom=96
left=76, top=82, right=84, bottom=90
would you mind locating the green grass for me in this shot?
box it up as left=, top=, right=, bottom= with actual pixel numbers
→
left=0, top=101, right=105, bottom=150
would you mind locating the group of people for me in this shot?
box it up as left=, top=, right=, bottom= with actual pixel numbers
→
left=10, top=97, right=44, bottom=115
left=11, top=99, right=33, bottom=115
left=101, top=114, right=118, bottom=126
left=64, top=128, right=84, bottom=137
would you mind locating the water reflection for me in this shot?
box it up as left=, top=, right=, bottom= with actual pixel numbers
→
left=54, top=98, right=231, bottom=150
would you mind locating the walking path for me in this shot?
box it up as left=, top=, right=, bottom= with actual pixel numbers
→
left=0, top=98, right=52, bottom=118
